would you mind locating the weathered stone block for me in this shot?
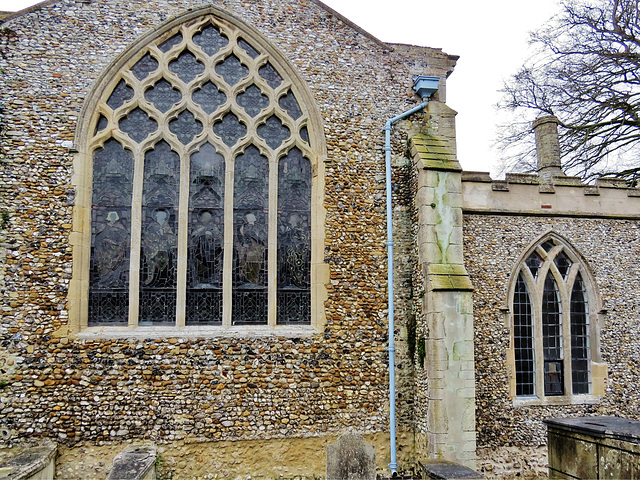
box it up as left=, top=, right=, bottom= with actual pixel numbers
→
left=326, top=433, right=376, bottom=480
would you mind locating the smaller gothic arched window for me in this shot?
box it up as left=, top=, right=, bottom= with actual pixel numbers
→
left=510, top=235, right=601, bottom=401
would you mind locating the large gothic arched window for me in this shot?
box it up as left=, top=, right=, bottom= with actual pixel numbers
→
left=77, top=9, right=321, bottom=329
left=509, top=234, right=604, bottom=403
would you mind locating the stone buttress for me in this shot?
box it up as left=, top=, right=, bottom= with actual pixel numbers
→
left=411, top=101, right=476, bottom=466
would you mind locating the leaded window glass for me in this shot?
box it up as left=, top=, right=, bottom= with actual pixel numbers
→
left=512, top=237, right=596, bottom=399
left=87, top=13, right=314, bottom=328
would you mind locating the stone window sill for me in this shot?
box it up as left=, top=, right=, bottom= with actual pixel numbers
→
left=513, top=394, right=601, bottom=407
left=78, top=325, right=317, bottom=340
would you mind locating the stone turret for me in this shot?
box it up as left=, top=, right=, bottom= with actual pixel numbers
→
left=533, top=115, right=564, bottom=180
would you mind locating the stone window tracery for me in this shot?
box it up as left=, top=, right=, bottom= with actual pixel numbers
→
left=509, top=235, right=603, bottom=403
left=84, top=12, right=315, bottom=328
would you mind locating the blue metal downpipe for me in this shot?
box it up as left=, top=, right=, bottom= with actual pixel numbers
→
left=383, top=76, right=439, bottom=476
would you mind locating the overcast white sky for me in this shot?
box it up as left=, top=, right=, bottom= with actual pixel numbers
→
left=2, top=0, right=561, bottom=175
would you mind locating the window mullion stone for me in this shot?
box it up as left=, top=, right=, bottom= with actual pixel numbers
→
left=268, top=153, right=277, bottom=326
left=128, top=145, right=145, bottom=328
left=175, top=143, right=190, bottom=328
left=222, top=154, right=234, bottom=326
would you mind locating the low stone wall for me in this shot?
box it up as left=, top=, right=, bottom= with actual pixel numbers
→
left=476, top=446, right=548, bottom=479
left=51, top=431, right=416, bottom=479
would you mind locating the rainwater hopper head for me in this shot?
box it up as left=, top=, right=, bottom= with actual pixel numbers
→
left=413, top=75, right=439, bottom=100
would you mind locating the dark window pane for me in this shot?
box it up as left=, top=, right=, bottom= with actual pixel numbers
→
left=237, top=84, right=268, bottom=117
left=232, top=146, right=268, bottom=324
left=145, top=79, right=182, bottom=113
left=169, top=50, right=205, bottom=83
left=541, top=240, right=555, bottom=252
left=513, top=273, right=535, bottom=396
left=119, top=107, right=157, bottom=143
left=169, top=109, right=203, bottom=145
left=277, top=148, right=311, bottom=324
left=213, top=112, right=247, bottom=147
left=571, top=273, right=590, bottom=394
left=525, top=251, right=543, bottom=278
left=257, top=115, right=290, bottom=149
left=238, top=38, right=260, bottom=58
left=542, top=272, right=564, bottom=395
left=89, top=139, right=133, bottom=325
left=544, top=360, right=564, bottom=396
left=106, top=79, right=134, bottom=110
left=215, top=55, right=248, bottom=86
left=279, top=90, right=302, bottom=120
left=132, top=52, right=159, bottom=80
left=187, top=143, right=225, bottom=326
left=95, top=115, right=108, bottom=135
left=192, top=81, right=226, bottom=115
left=139, top=142, right=179, bottom=325
left=555, top=250, right=572, bottom=280
left=259, top=62, right=282, bottom=88
left=300, top=126, right=309, bottom=144
left=159, top=33, right=183, bottom=53
left=193, top=24, right=228, bottom=56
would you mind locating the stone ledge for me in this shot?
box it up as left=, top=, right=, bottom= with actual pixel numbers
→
left=411, top=135, right=461, bottom=172
left=427, top=264, right=473, bottom=291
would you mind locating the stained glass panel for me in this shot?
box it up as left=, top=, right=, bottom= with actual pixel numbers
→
left=119, top=107, right=158, bottom=143
left=238, top=38, right=259, bottom=59
left=237, top=84, right=269, bottom=117
left=169, top=109, right=203, bottom=145
left=259, top=62, right=282, bottom=88
left=279, top=91, right=302, bottom=120
left=145, top=79, right=182, bottom=113
left=106, top=79, right=134, bottom=110
left=300, top=126, right=309, bottom=144
left=169, top=50, right=205, bottom=83
left=139, top=142, right=179, bottom=325
left=233, top=146, right=268, bottom=324
left=192, top=81, right=226, bottom=114
left=258, top=115, right=290, bottom=149
left=216, top=55, right=249, bottom=86
left=213, top=112, right=247, bottom=147
left=89, top=17, right=313, bottom=327
left=132, top=53, right=159, bottom=80
left=187, top=143, right=225, bottom=326
left=95, top=115, right=108, bottom=135
left=277, top=148, right=311, bottom=324
left=159, top=33, right=183, bottom=53
left=193, top=24, right=228, bottom=56
left=89, top=139, right=133, bottom=326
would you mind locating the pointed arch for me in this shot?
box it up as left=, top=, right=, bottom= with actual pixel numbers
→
left=506, top=231, right=605, bottom=404
left=69, top=6, right=327, bottom=333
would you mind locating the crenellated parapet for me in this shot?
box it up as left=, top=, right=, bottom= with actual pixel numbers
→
left=462, top=171, right=640, bottom=219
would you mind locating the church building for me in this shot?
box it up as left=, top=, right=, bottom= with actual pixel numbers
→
left=1, top=0, right=639, bottom=478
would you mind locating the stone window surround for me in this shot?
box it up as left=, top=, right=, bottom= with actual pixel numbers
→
left=66, top=6, right=329, bottom=338
left=504, top=231, right=607, bottom=406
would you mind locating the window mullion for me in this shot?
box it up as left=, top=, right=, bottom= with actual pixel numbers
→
left=128, top=146, right=145, bottom=327
left=222, top=155, right=234, bottom=327
left=268, top=153, right=277, bottom=327
left=175, top=145, right=190, bottom=328
left=532, top=278, right=544, bottom=397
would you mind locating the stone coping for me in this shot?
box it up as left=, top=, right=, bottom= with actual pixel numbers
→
left=544, top=416, right=640, bottom=444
